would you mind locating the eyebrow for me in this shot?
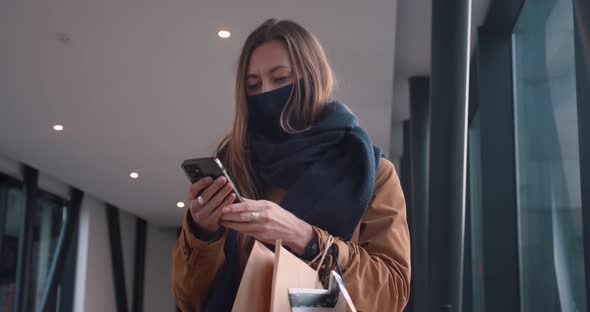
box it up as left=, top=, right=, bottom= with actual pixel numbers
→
left=270, top=65, right=291, bottom=73
left=246, top=65, right=291, bottom=79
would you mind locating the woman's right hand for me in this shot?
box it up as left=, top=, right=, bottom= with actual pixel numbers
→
left=188, top=176, right=237, bottom=235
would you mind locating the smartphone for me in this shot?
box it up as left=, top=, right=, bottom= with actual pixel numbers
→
left=181, top=157, right=243, bottom=203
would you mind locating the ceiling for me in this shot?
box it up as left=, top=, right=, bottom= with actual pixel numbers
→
left=0, top=0, right=399, bottom=226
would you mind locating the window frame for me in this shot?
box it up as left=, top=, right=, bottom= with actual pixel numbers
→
left=1, top=167, right=80, bottom=312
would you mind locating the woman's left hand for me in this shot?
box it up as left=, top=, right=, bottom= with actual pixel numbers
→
left=220, top=199, right=314, bottom=255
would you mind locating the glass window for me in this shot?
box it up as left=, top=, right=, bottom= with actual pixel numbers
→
left=28, top=193, right=66, bottom=311
left=513, top=0, right=586, bottom=311
left=0, top=185, right=25, bottom=311
left=0, top=180, right=74, bottom=312
left=468, top=112, right=485, bottom=312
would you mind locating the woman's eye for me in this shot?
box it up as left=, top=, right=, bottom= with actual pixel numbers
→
left=274, top=77, right=288, bottom=83
left=247, top=83, right=261, bottom=90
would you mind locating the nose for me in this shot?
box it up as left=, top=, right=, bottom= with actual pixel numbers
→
left=260, top=78, right=274, bottom=94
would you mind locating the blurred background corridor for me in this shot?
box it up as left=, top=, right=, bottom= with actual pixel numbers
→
left=0, top=0, right=589, bottom=311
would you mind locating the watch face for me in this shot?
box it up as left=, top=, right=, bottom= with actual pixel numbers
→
left=304, top=238, right=320, bottom=260
left=310, top=241, right=318, bottom=255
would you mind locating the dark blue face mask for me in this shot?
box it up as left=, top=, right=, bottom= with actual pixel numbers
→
left=246, top=83, right=295, bottom=136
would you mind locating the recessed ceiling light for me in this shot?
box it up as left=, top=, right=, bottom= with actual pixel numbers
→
left=129, top=172, right=139, bottom=179
left=177, top=201, right=185, bottom=208
left=53, top=124, right=64, bottom=131
left=218, top=30, right=231, bottom=39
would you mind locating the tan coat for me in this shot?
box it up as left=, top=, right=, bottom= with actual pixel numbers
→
left=172, top=158, right=411, bottom=312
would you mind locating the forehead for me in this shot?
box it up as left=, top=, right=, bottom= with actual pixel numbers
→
left=247, top=40, right=291, bottom=74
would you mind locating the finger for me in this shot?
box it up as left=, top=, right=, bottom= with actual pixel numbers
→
left=189, top=198, right=202, bottom=214
left=201, top=182, right=234, bottom=216
left=199, top=176, right=227, bottom=202
left=188, top=199, right=211, bottom=225
left=210, top=193, right=237, bottom=224
left=188, top=177, right=214, bottom=199
left=222, top=221, right=263, bottom=233
left=222, top=200, right=260, bottom=214
left=221, top=209, right=268, bottom=223
left=220, top=211, right=252, bottom=223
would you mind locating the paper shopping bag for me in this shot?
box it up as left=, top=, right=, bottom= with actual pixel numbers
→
left=231, top=240, right=275, bottom=312
left=288, top=271, right=357, bottom=312
left=270, top=240, right=323, bottom=312
left=233, top=237, right=351, bottom=312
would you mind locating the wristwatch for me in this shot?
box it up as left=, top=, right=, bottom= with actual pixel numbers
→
left=301, top=234, right=320, bottom=261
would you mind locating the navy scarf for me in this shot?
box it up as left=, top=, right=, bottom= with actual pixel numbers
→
left=203, top=94, right=381, bottom=311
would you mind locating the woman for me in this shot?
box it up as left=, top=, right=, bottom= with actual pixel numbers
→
left=172, top=18, right=410, bottom=312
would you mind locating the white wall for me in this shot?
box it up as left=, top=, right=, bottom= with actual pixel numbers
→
left=0, top=152, right=177, bottom=312
left=74, top=194, right=177, bottom=312
left=74, top=194, right=116, bottom=312
left=144, top=225, right=177, bottom=312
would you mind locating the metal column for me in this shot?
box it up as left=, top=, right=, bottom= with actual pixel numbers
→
left=409, top=76, right=430, bottom=312
left=133, top=218, right=147, bottom=312
left=106, top=204, right=129, bottom=312
left=427, top=0, right=472, bottom=311
left=14, top=166, right=38, bottom=312
left=573, top=0, right=590, bottom=308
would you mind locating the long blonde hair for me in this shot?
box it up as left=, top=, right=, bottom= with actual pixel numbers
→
left=216, top=18, right=335, bottom=199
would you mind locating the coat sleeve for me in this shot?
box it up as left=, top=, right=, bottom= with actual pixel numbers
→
left=171, top=213, right=227, bottom=312
left=312, top=158, right=411, bottom=312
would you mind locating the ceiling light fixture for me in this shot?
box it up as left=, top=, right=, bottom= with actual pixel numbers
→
left=53, top=124, right=64, bottom=131
left=218, top=30, right=231, bottom=39
left=129, top=172, right=139, bottom=179
left=177, top=201, right=185, bottom=208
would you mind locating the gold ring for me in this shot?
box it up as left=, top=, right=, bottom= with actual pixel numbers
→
left=250, top=211, right=260, bottom=223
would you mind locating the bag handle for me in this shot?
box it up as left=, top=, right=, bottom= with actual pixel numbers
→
left=310, top=235, right=335, bottom=274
